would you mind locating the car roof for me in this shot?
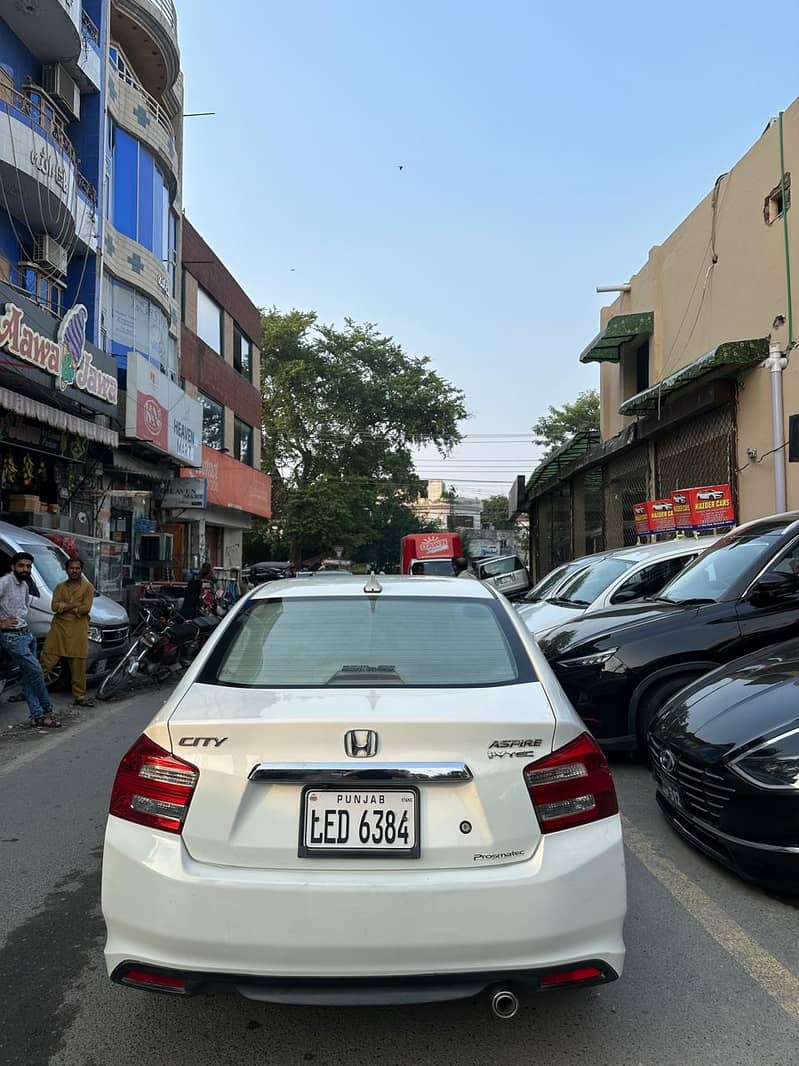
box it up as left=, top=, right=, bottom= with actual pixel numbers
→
left=603, top=536, right=720, bottom=562
left=250, top=575, right=495, bottom=600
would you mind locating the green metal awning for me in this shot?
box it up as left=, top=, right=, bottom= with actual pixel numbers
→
left=618, top=337, right=769, bottom=416
left=579, top=312, right=654, bottom=364
left=526, top=430, right=601, bottom=494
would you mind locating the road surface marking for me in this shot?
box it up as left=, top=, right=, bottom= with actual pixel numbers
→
left=622, top=816, right=799, bottom=1023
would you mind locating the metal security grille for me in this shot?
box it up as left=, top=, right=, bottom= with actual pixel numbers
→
left=606, top=446, right=649, bottom=546
left=655, top=405, right=736, bottom=499
left=531, top=483, right=572, bottom=581
left=583, top=468, right=605, bottom=555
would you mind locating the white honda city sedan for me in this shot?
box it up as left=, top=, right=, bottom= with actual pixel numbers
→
left=102, top=575, right=626, bottom=1014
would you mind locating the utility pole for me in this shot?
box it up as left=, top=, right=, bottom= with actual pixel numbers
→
left=766, top=338, right=788, bottom=512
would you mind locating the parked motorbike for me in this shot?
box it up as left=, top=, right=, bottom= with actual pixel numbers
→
left=97, top=598, right=219, bottom=700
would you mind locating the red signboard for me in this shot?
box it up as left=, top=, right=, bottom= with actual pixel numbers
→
left=136, top=390, right=168, bottom=452
left=686, top=484, right=735, bottom=530
left=671, top=490, right=692, bottom=531
left=632, top=503, right=651, bottom=537
left=633, top=500, right=676, bottom=534
left=181, top=446, right=272, bottom=518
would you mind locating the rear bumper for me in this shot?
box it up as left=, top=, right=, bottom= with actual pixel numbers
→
left=111, top=959, right=619, bottom=1005
left=102, top=815, right=627, bottom=983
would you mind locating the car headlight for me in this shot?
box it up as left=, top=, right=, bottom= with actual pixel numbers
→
left=731, top=727, right=799, bottom=790
left=88, top=625, right=103, bottom=644
left=558, top=649, right=619, bottom=669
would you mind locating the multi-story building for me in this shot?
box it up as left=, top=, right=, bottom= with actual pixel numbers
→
left=0, top=0, right=204, bottom=590
left=519, top=96, right=799, bottom=580
left=170, top=215, right=271, bottom=572
left=411, top=479, right=482, bottom=531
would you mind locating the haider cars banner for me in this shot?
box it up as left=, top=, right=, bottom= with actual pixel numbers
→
left=125, top=353, right=203, bottom=467
left=633, top=484, right=735, bottom=534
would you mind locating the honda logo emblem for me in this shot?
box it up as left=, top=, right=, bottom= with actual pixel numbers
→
left=344, top=729, right=378, bottom=758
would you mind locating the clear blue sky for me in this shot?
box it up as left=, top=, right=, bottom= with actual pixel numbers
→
left=179, top=0, right=799, bottom=495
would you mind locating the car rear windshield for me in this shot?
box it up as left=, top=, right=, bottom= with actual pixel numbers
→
left=412, top=559, right=453, bottom=576
left=479, top=556, right=523, bottom=578
left=198, top=596, right=536, bottom=688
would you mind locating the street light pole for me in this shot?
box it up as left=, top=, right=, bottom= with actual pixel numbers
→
left=766, top=338, right=788, bottom=512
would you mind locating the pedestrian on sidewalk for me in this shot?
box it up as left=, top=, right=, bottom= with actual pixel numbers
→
left=0, top=552, right=60, bottom=728
left=40, top=557, right=95, bottom=708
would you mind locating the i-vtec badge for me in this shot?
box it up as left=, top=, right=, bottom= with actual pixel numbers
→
left=179, top=736, right=228, bottom=748
left=488, top=739, right=543, bottom=759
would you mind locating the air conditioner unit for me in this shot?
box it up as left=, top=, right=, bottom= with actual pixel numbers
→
left=31, top=234, right=68, bottom=276
left=138, top=532, right=173, bottom=564
left=42, top=63, right=80, bottom=121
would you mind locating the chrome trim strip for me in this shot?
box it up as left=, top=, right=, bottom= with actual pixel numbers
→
left=664, top=803, right=799, bottom=854
left=248, top=762, right=473, bottom=784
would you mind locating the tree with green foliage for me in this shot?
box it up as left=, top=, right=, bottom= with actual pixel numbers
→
left=481, top=494, right=513, bottom=529
left=532, top=389, right=600, bottom=456
left=258, top=309, right=467, bottom=567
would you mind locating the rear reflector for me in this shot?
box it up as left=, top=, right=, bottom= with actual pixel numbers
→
left=122, top=968, right=188, bottom=994
left=540, top=966, right=604, bottom=989
left=524, top=732, right=618, bottom=833
left=109, top=734, right=199, bottom=834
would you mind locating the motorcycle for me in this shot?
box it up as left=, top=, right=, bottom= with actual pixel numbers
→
left=97, top=597, right=219, bottom=700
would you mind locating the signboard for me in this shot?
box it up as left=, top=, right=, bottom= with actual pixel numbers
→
left=417, top=533, right=456, bottom=557
left=162, top=477, right=207, bottom=510
left=671, top=490, right=692, bottom=531
left=0, top=283, right=119, bottom=415
left=686, top=484, right=735, bottom=530
left=633, top=499, right=676, bottom=534
left=125, top=354, right=203, bottom=467
left=180, top=446, right=271, bottom=518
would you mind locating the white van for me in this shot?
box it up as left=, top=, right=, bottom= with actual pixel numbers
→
left=475, top=554, right=530, bottom=599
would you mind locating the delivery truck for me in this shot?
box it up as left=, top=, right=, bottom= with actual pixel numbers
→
left=400, top=532, right=464, bottom=576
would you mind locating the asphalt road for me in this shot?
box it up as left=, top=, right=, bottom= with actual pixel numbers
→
left=1, top=688, right=798, bottom=1066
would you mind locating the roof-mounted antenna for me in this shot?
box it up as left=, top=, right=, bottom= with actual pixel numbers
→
left=363, top=571, right=383, bottom=595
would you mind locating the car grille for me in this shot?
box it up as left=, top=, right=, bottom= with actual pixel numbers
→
left=650, top=736, right=735, bottom=826
left=101, top=626, right=129, bottom=648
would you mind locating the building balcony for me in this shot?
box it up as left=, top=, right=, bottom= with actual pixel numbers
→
left=0, top=0, right=82, bottom=67
left=0, top=86, right=98, bottom=255
left=107, top=51, right=180, bottom=190
left=74, top=9, right=103, bottom=91
left=103, top=221, right=178, bottom=327
left=110, top=0, right=180, bottom=106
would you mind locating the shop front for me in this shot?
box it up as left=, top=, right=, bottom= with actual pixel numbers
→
left=163, top=445, right=271, bottom=578
left=0, top=283, right=119, bottom=535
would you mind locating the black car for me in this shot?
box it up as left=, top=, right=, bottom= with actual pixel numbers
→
left=538, top=512, right=799, bottom=751
left=649, top=642, right=799, bottom=892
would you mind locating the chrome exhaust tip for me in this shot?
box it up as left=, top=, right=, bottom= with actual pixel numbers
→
left=490, top=988, right=520, bottom=1019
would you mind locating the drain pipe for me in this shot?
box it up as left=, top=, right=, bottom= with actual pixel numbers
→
left=766, top=338, right=788, bottom=512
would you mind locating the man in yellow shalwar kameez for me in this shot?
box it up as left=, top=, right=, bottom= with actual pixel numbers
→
left=41, top=557, right=95, bottom=708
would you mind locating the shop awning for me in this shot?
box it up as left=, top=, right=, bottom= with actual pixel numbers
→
left=112, top=448, right=172, bottom=480
left=618, top=338, right=769, bottom=416
left=0, top=386, right=118, bottom=447
left=579, top=312, right=654, bottom=364
left=526, top=429, right=601, bottom=494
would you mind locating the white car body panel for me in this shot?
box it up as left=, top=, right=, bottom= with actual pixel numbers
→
left=102, top=576, right=627, bottom=996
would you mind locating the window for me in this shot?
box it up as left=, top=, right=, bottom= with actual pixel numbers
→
left=199, top=392, right=225, bottom=450
left=764, top=174, right=791, bottom=225
left=233, top=325, right=252, bottom=380
left=107, top=279, right=173, bottom=376
left=197, top=287, right=223, bottom=354
left=478, top=556, right=524, bottom=579
left=20, top=267, right=63, bottom=317
left=636, top=340, right=649, bottom=393
left=234, top=417, right=253, bottom=466
left=0, top=67, right=13, bottom=106
left=556, top=557, right=635, bottom=606
left=199, top=597, right=534, bottom=689
left=110, top=123, right=173, bottom=260
left=609, top=556, right=693, bottom=605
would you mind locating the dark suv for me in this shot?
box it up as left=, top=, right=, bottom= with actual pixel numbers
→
left=538, top=513, right=799, bottom=751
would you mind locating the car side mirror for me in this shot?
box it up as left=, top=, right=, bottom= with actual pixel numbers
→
left=748, top=571, right=799, bottom=604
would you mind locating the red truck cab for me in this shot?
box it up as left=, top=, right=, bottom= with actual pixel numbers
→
left=400, top=532, right=464, bottom=576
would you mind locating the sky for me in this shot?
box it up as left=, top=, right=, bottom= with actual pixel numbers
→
left=178, top=0, right=799, bottom=498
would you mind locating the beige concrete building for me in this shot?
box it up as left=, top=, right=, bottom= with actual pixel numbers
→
left=522, top=97, right=799, bottom=579
left=411, top=480, right=483, bottom=531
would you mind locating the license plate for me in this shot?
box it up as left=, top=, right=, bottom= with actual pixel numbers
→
left=299, top=786, right=420, bottom=858
left=497, top=574, right=513, bottom=586
left=659, top=777, right=684, bottom=810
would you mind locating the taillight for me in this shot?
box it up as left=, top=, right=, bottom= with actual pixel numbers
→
left=121, top=968, right=188, bottom=994
left=109, top=734, right=198, bottom=834
left=540, top=965, right=605, bottom=989
left=524, top=732, right=618, bottom=833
